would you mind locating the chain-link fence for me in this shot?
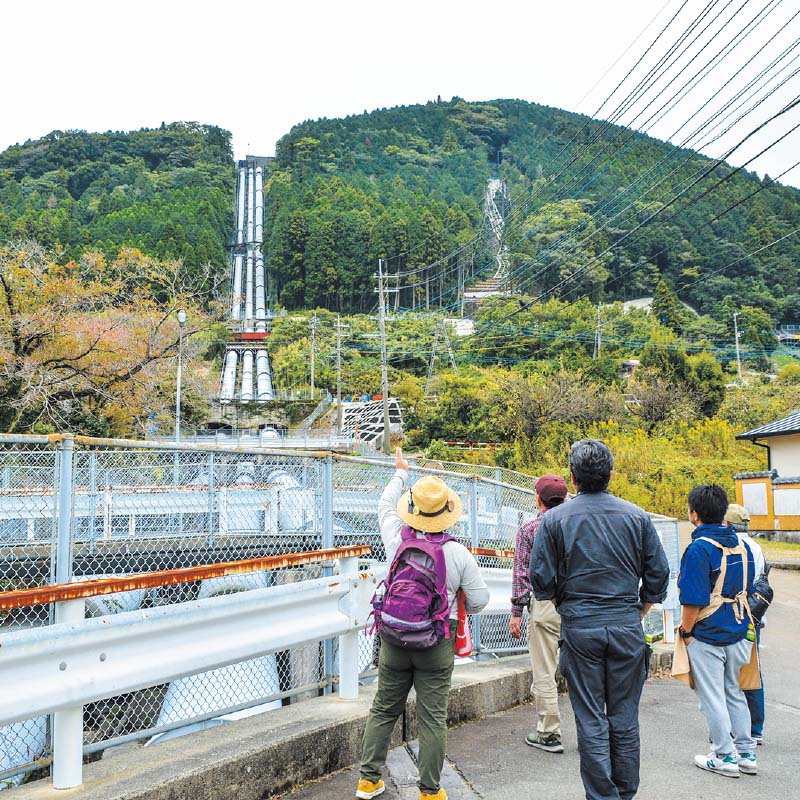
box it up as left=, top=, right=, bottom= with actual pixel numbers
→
left=0, top=440, right=56, bottom=789
left=0, top=435, right=679, bottom=787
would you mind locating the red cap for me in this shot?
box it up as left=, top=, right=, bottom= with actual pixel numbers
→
left=535, top=473, right=568, bottom=506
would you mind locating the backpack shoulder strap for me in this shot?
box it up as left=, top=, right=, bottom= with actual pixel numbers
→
left=694, top=536, right=749, bottom=623
left=400, top=524, right=417, bottom=542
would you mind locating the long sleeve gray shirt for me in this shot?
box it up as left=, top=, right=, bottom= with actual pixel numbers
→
left=530, top=491, right=669, bottom=627
left=378, top=469, right=489, bottom=618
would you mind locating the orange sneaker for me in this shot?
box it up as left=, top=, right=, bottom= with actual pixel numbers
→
left=356, top=778, right=385, bottom=799
left=420, top=791, right=448, bottom=800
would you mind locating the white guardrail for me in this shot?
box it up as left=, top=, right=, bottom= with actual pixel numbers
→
left=0, top=560, right=512, bottom=790
left=0, top=560, right=676, bottom=792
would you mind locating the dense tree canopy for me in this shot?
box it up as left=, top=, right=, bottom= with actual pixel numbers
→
left=0, top=123, right=234, bottom=295
left=266, top=98, right=800, bottom=320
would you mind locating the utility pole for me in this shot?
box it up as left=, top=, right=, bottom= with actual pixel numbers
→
left=426, top=319, right=459, bottom=396
left=335, top=314, right=349, bottom=436
left=734, top=311, right=743, bottom=383
left=593, top=302, right=602, bottom=360
left=377, top=259, right=392, bottom=455
left=457, top=254, right=464, bottom=318
left=309, top=312, right=318, bottom=399
left=443, top=319, right=457, bottom=373
left=425, top=322, right=441, bottom=397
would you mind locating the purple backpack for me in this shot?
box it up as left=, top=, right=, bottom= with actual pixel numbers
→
left=371, top=525, right=454, bottom=650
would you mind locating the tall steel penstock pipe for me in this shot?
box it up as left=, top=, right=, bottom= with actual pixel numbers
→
left=241, top=350, right=254, bottom=401
left=231, top=254, right=244, bottom=320
left=244, top=253, right=254, bottom=330
left=256, top=349, right=271, bottom=400
left=255, top=166, right=264, bottom=244
left=220, top=350, right=238, bottom=402
left=255, top=253, right=266, bottom=330
left=236, top=168, right=246, bottom=245
left=246, top=168, right=255, bottom=244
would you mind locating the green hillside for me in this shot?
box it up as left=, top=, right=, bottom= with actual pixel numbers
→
left=0, top=122, right=234, bottom=292
left=266, top=97, right=800, bottom=320
left=1, top=101, right=798, bottom=323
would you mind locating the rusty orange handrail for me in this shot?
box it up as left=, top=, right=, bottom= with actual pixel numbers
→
left=469, top=546, right=515, bottom=559
left=0, top=546, right=373, bottom=611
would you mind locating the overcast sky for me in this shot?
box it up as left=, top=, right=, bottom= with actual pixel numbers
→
left=3, top=0, right=799, bottom=187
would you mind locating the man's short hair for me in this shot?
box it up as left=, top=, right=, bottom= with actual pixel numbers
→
left=688, top=485, right=728, bottom=524
left=569, top=439, right=614, bottom=493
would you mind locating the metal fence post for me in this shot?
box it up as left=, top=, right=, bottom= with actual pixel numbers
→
left=322, top=454, right=334, bottom=694
left=207, top=452, right=215, bottom=547
left=53, top=434, right=84, bottom=789
left=52, top=598, right=85, bottom=789
left=494, top=467, right=502, bottom=542
left=55, top=434, right=75, bottom=584
left=470, top=475, right=482, bottom=655
left=337, top=555, right=359, bottom=700
left=88, top=452, right=97, bottom=551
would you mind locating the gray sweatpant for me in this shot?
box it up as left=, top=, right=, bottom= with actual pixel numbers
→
left=687, top=637, right=755, bottom=756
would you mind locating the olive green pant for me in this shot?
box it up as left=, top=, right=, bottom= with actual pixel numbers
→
left=360, top=624, right=456, bottom=794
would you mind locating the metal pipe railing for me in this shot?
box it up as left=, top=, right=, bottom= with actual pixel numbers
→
left=0, top=546, right=373, bottom=610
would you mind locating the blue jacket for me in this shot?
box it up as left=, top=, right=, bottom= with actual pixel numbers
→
left=678, top=523, right=755, bottom=646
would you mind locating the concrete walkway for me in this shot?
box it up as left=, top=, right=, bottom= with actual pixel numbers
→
left=283, top=568, right=800, bottom=800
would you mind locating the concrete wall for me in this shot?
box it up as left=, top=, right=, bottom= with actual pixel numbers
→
left=736, top=473, right=800, bottom=535
left=769, top=434, right=800, bottom=477
left=737, top=476, right=774, bottom=531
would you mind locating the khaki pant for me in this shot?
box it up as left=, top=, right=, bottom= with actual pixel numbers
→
left=527, top=597, right=561, bottom=735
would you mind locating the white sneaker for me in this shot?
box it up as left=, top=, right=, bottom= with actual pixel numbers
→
left=694, top=752, right=740, bottom=778
left=738, top=752, right=758, bottom=775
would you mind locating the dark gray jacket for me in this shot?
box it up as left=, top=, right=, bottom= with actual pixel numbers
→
left=530, top=491, right=669, bottom=627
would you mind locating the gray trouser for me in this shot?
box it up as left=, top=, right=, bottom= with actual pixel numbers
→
left=687, top=637, right=755, bottom=756
left=560, top=622, right=649, bottom=800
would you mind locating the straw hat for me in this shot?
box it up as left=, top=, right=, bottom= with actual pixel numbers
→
left=397, top=475, right=463, bottom=533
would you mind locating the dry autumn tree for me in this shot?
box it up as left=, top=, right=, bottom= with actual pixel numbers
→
left=0, top=241, right=222, bottom=435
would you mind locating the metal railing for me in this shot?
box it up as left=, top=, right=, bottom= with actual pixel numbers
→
left=297, top=393, right=334, bottom=430
left=149, top=427, right=360, bottom=451
left=0, top=433, right=680, bottom=790
left=0, top=547, right=376, bottom=789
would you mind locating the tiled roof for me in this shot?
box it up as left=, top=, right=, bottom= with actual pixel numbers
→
left=734, top=471, right=777, bottom=479
left=737, top=410, right=800, bottom=440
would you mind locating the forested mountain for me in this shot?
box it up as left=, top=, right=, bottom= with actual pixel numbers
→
left=2, top=101, right=798, bottom=324
left=0, top=123, right=234, bottom=292
left=266, top=97, right=800, bottom=321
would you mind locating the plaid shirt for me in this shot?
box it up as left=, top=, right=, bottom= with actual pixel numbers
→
left=511, top=509, right=544, bottom=617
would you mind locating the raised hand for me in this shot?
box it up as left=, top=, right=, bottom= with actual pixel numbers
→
left=395, top=446, right=409, bottom=471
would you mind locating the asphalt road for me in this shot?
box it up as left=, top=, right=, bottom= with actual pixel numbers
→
left=284, top=563, right=799, bottom=800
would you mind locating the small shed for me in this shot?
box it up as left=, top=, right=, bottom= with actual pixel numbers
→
left=736, top=410, right=800, bottom=535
